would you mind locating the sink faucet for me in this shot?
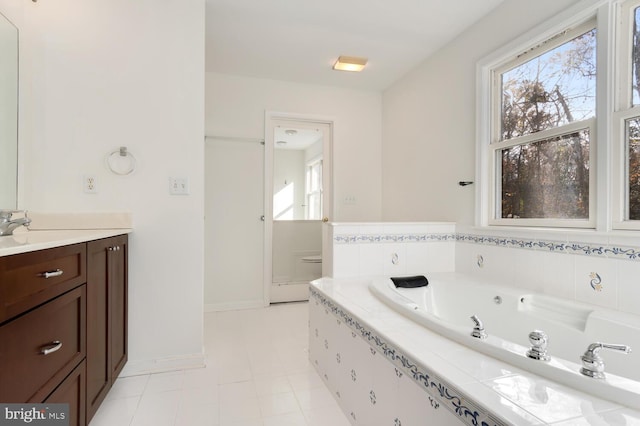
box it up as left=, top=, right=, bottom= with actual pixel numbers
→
left=0, top=210, right=31, bottom=236
left=580, top=342, right=632, bottom=379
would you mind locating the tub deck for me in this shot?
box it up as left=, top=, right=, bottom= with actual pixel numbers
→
left=310, top=276, right=640, bottom=425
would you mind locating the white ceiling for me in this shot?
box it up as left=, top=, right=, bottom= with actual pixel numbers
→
left=274, top=126, right=322, bottom=150
left=205, top=0, right=505, bottom=91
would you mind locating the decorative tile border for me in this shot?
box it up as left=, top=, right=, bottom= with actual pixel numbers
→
left=333, top=233, right=456, bottom=244
left=457, top=233, right=640, bottom=261
left=310, top=286, right=509, bottom=426
left=333, top=231, right=640, bottom=261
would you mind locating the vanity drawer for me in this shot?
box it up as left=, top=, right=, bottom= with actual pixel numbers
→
left=0, top=243, right=86, bottom=323
left=0, top=285, right=86, bottom=402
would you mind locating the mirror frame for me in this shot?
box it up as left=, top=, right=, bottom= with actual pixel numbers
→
left=0, top=10, right=18, bottom=209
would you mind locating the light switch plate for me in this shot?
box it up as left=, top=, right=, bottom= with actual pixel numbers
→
left=169, top=177, right=190, bottom=195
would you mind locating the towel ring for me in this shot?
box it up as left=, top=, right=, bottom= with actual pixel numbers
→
left=107, top=146, right=136, bottom=175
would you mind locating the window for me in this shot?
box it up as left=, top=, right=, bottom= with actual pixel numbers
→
left=305, top=159, right=322, bottom=220
left=614, top=0, right=640, bottom=228
left=476, top=0, right=640, bottom=230
left=490, top=22, right=596, bottom=227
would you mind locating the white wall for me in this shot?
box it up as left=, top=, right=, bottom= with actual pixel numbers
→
left=381, top=0, right=582, bottom=225
left=206, top=72, right=383, bottom=222
left=7, top=0, right=205, bottom=374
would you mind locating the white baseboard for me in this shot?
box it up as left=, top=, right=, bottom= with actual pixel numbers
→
left=119, top=352, right=206, bottom=377
left=204, top=299, right=265, bottom=312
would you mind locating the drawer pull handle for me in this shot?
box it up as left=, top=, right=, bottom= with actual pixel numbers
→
left=40, top=269, right=64, bottom=279
left=41, top=340, right=62, bottom=355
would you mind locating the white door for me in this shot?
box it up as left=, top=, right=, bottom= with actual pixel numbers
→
left=204, top=137, right=265, bottom=311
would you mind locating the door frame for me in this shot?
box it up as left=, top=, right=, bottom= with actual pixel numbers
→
left=263, top=111, right=334, bottom=306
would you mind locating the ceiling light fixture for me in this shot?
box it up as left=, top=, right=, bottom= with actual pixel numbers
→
left=333, top=56, right=367, bottom=72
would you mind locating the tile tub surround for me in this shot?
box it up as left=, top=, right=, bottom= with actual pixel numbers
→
left=309, top=277, right=640, bottom=426
left=326, top=222, right=457, bottom=279
left=326, top=222, right=640, bottom=317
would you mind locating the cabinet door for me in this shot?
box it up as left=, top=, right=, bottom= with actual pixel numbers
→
left=86, top=235, right=128, bottom=422
left=109, top=234, right=128, bottom=379
left=46, top=360, right=86, bottom=426
left=86, top=239, right=110, bottom=420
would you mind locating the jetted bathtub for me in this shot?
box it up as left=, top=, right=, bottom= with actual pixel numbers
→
left=369, top=273, right=640, bottom=409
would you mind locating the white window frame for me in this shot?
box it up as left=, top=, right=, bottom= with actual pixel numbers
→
left=305, top=157, right=323, bottom=220
left=476, top=0, right=614, bottom=230
left=612, top=0, right=640, bottom=229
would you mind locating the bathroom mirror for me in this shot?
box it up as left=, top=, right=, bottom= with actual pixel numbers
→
left=0, top=12, right=18, bottom=209
left=273, top=125, right=326, bottom=221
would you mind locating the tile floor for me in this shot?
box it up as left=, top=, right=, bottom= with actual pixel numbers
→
left=89, top=301, right=350, bottom=426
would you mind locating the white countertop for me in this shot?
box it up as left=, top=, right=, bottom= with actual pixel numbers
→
left=0, top=229, right=132, bottom=257
left=311, top=276, right=640, bottom=425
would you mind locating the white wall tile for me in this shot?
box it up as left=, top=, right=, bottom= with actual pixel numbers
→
left=405, top=242, right=430, bottom=275
left=358, top=224, right=385, bottom=235
left=455, top=242, right=477, bottom=275
left=425, top=241, right=456, bottom=273
left=536, top=251, right=575, bottom=300
left=359, top=243, right=385, bottom=276
left=332, top=224, right=361, bottom=236
left=616, top=260, right=640, bottom=315
left=332, top=244, right=360, bottom=278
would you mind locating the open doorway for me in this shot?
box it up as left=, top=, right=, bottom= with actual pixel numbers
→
left=264, top=114, right=333, bottom=304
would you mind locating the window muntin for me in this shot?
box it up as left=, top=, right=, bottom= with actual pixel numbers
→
left=491, top=23, right=596, bottom=225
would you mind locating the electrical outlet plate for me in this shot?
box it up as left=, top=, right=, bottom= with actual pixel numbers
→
left=169, top=177, right=190, bottom=195
left=83, top=175, right=98, bottom=194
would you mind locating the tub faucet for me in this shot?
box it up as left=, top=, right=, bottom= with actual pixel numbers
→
left=580, top=342, right=632, bottom=379
left=0, top=210, right=31, bottom=236
left=470, top=315, right=487, bottom=339
left=526, top=330, right=550, bottom=361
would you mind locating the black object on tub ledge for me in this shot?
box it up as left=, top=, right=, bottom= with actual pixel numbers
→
left=391, top=275, right=429, bottom=288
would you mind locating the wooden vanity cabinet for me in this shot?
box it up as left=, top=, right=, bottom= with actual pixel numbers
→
left=0, top=233, right=128, bottom=426
left=86, top=234, right=128, bottom=422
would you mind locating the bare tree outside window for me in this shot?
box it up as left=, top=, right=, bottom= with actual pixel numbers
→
left=633, top=7, right=640, bottom=106
left=629, top=8, right=640, bottom=219
left=498, top=28, right=596, bottom=219
left=628, top=118, right=640, bottom=220
left=501, top=131, right=589, bottom=219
